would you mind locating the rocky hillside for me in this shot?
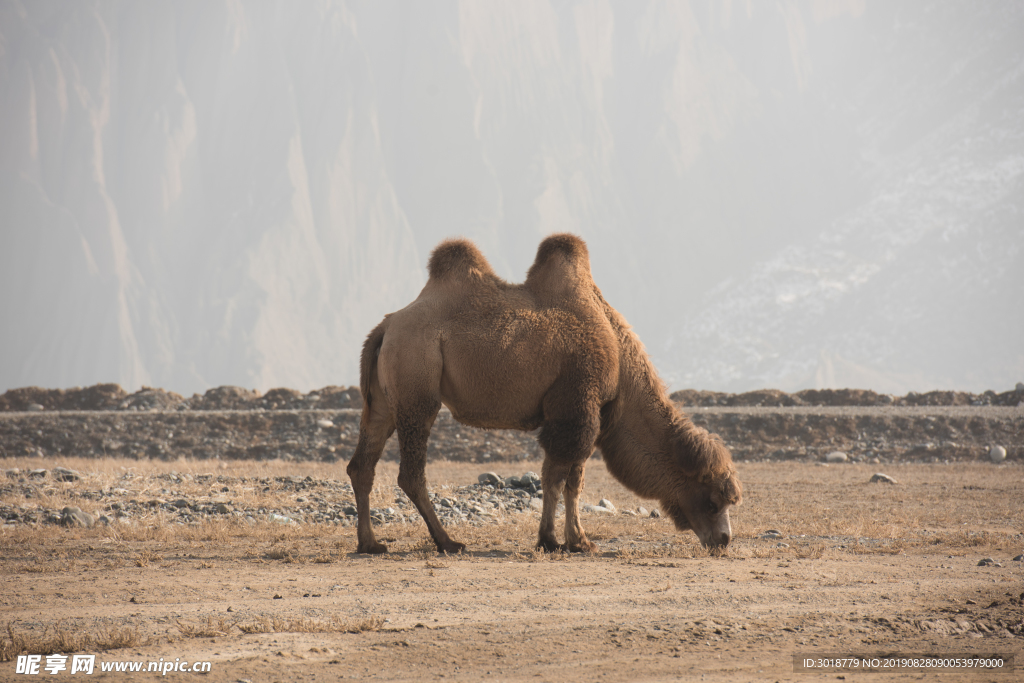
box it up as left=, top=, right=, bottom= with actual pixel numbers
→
left=2, top=2, right=1021, bottom=396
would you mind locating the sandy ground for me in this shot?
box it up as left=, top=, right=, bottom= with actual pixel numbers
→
left=2, top=459, right=1022, bottom=682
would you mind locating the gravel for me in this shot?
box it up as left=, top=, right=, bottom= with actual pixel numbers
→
left=0, top=468, right=643, bottom=530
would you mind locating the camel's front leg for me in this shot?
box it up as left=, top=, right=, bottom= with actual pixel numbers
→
left=562, top=461, right=597, bottom=553
left=537, top=459, right=567, bottom=551
left=536, top=411, right=601, bottom=552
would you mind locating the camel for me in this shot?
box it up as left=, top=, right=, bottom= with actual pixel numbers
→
left=347, top=234, right=742, bottom=554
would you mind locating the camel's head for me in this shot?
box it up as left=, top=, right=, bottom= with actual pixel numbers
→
left=662, top=471, right=742, bottom=551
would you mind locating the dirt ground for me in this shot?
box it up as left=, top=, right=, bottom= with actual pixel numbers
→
left=2, top=458, right=1022, bottom=682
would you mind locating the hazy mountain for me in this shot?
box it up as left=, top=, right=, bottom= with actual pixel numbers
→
left=657, top=1, right=1024, bottom=393
left=1, top=1, right=1021, bottom=396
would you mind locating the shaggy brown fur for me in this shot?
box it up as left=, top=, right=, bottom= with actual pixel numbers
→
left=347, top=234, right=742, bottom=555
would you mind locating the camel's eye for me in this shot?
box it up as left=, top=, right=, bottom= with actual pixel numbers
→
left=706, top=501, right=719, bottom=515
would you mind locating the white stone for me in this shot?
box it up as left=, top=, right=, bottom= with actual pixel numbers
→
left=825, top=451, right=848, bottom=463
left=988, top=445, right=1007, bottom=463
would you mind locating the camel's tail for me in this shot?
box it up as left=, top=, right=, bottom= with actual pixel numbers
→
left=359, top=320, right=387, bottom=412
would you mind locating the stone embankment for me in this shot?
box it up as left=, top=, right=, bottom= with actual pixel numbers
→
left=1, top=384, right=1021, bottom=464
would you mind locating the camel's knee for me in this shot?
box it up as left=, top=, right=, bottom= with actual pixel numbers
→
left=564, top=463, right=586, bottom=493
left=396, top=466, right=427, bottom=496
left=347, top=456, right=378, bottom=497
left=346, top=458, right=371, bottom=481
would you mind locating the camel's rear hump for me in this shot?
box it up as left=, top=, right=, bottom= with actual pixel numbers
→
left=526, top=233, right=594, bottom=301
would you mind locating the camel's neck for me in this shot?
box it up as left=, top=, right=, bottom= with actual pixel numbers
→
left=593, top=292, right=685, bottom=500
left=597, top=393, right=684, bottom=501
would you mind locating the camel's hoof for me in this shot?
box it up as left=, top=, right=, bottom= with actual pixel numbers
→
left=438, top=541, right=466, bottom=555
left=568, top=540, right=598, bottom=554
left=357, top=542, right=388, bottom=555
left=536, top=539, right=566, bottom=553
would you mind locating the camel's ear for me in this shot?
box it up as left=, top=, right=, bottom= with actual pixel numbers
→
left=722, top=475, right=742, bottom=506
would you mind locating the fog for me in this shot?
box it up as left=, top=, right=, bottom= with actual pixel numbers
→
left=2, top=1, right=1022, bottom=396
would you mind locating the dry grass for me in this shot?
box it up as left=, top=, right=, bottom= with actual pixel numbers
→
left=236, top=615, right=384, bottom=635
left=175, top=615, right=385, bottom=638
left=176, top=616, right=234, bottom=638
left=1, top=622, right=146, bottom=661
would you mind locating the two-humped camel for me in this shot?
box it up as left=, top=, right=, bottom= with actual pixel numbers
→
left=347, top=234, right=741, bottom=554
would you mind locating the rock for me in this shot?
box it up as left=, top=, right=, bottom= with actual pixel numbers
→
left=28, top=469, right=47, bottom=479
left=581, top=504, right=615, bottom=515
left=598, top=498, right=616, bottom=512
left=759, top=530, right=784, bottom=540
left=977, top=558, right=996, bottom=566
left=528, top=498, right=543, bottom=511
left=61, top=506, right=95, bottom=528
left=870, top=473, right=898, bottom=484
left=477, top=472, right=504, bottom=487
left=27, top=403, right=44, bottom=412
left=988, top=445, right=1007, bottom=463
left=1012, top=554, right=1023, bottom=562
left=269, top=513, right=296, bottom=525
left=52, top=466, right=82, bottom=482
left=637, top=506, right=649, bottom=517
left=650, top=509, right=661, bottom=518
left=171, top=498, right=191, bottom=509
left=215, top=503, right=233, bottom=514
left=825, top=451, right=848, bottom=463
left=316, top=419, right=334, bottom=429
left=775, top=542, right=790, bottom=548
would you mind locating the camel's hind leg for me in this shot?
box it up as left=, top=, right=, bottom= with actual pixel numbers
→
left=346, top=400, right=395, bottom=554
left=536, top=412, right=600, bottom=553
left=395, top=405, right=465, bottom=554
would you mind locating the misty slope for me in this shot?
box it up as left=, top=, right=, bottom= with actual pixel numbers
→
left=1, top=1, right=1021, bottom=395
left=0, top=2, right=425, bottom=393
left=659, top=2, right=1024, bottom=393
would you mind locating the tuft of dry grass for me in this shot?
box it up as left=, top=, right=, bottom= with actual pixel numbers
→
left=133, top=550, right=161, bottom=567
left=1, top=622, right=146, bottom=661
left=176, top=616, right=234, bottom=638
left=174, top=613, right=386, bottom=639
left=236, top=615, right=385, bottom=635
left=794, top=543, right=827, bottom=560
left=264, top=546, right=303, bottom=563
left=312, top=551, right=338, bottom=564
